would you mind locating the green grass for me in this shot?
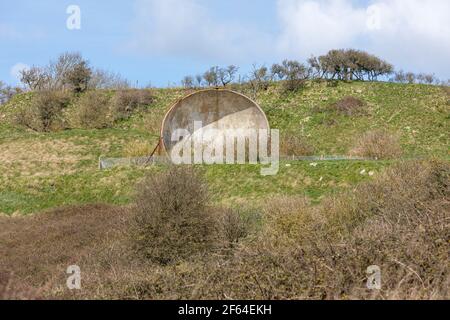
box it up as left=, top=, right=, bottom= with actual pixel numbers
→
left=0, top=81, right=448, bottom=215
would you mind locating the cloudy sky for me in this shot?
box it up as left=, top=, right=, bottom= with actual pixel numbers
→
left=1, top=0, right=449, bottom=87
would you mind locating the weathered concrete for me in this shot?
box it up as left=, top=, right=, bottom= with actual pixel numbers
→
left=161, top=89, right=270, bottom=158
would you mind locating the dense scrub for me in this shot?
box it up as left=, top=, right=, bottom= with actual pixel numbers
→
left=1, top=160, right=448, bottom=300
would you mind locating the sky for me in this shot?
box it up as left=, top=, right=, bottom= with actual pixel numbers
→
left=1, top=0, right=449, bottom=87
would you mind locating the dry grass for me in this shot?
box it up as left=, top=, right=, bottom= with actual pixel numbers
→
left=0, top=139, right=89, bottom=178
left=351, top=129, right=403, bottom=159
left=122, top=141, right=153, bottom=157
left=0, top=204, right=129, bottom=293
left=280, top=134, right=315, bottom=156
left=0, top=272, right=42, bottom=300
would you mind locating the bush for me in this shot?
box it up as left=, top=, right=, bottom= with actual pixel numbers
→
left=247, top=65, right=271, bottom=96
left=271, top=60, right=309, bottom=91
left=280, top=134, right=315, bottom=156
left=204, top=160, right=449, bottom=299
left=3, top=162, right=448, bottom=300
left=215, top=207, right=256, bottom=250
left=69, top=91, right=112, bottom=129
left=15, top=91, right=71, bottom=132
left=351, top=129, right=403, bottom=159
left=330, top=96, right=366, bottom=116
left=112, top=89, right=154, bottom=120
left=131, top=166, right=215, bottom=265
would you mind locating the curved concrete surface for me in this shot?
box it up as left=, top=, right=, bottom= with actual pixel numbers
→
left=161, top=89, right=269, bottom=159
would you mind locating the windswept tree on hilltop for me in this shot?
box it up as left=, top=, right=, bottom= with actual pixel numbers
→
left=310, top=49, right=394, bottom=81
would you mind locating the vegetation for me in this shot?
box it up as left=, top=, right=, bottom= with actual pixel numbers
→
left=131, top=166, right=214, bottom=265
left=351, top=130, right=403, bottom=160
left=0, top=48, right=448, bottom=300
left=1, top=160, right=448, bottom=299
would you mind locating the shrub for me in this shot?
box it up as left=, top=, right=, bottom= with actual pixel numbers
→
left=271, top=60, right=309, bottom=91
left=204, top=160, right=449, bottom=300
left=330, top=96, right=366, bottom=116
left=131, top=166, right=215, bottom=265
left=15, top=90, right=71, bottom=132
left=247, top=65, right=271, bottom=96
left=69, top=91, right=112, bottom=129
left=215, top=207, right=256, bottom=250
left=3, top=162, right=448, bottom=300
left=351, top=129, right=403, bottom=159
left=112, top=89, right=154, bottom=120
left=280, top=134, right=315, bottom=156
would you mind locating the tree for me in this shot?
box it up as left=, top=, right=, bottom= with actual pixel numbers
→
left=64, top=60, right=92, bottom=93
left=317, top=49, right=393, bottom=81
left=203, top=66, right=220, bottom=87
left=271, top=60, right=310, bottom=91
left=20, top=66, right=50, bottom=91
left=195, top=74, right=203, bottom=87
left=417, top=73, right=436, bottom=84
left=218, top=65, right=239, bottom=86
left=181, top=76, right=194, bottom=89
left=248, top=64, right=271, bottom=94
left=89, top=69, right=130, bottom=89
left=19, top=52, right=92, bottom=92
left=405, top=72, right=416, bottom=84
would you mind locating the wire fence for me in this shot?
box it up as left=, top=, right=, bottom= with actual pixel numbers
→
left=99, top=155, right=378, bottom=170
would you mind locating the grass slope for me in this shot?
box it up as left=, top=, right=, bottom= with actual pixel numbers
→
left=0, top=81, right=448, bottom=215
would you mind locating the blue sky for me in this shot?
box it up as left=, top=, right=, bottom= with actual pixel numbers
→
left=1, top=0, right=449, bottom=87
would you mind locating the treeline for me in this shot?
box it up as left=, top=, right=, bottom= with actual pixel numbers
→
left=1, top=49, right=449, bottom=106
left=181, top=49, right=449, bottom=91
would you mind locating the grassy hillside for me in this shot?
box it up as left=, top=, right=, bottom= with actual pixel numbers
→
left=0, top=81, right=449, bottom=300
left=0, top=81, right=448, bottom=215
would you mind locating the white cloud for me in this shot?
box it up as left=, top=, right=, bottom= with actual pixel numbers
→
left=10, top=63, right=30, bottom=81
left=126, top=0, right=450, bottom=77
left=276, top=0, right=450, bottom=76
left=277, top=0, right=367, bottom=56
left=127, top=0, right=273, bottom=63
